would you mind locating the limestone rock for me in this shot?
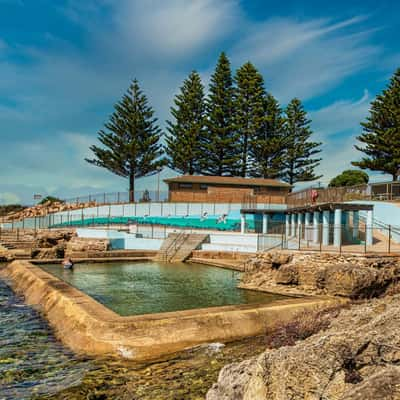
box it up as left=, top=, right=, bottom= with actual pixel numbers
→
left=240, top=252, right=400, bottom=298
left=207, top=295, right=400, bottom=400
left=65, top=237, right=110, bottom=255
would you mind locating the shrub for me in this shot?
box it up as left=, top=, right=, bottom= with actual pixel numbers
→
left=265, top=304, right=348, bottom=349
left=38, top=196, right=64, bottom=205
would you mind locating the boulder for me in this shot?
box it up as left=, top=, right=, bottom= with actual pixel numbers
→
left=207, top=295, right=400, bottom=400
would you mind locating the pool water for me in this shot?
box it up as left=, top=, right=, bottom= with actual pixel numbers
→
left=0, top=274, right=271, bottom=400
left=40, top=261, right=283, bottom=316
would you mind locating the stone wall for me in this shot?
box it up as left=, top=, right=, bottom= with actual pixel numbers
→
left=240, top=252, right=400, bottom=298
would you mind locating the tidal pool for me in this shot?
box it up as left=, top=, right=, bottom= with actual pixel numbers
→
left=40, top=261, right=284, bottom=316
left=0, top=267, right=271, bottom=400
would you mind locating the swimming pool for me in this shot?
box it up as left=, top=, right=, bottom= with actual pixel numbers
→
left=40, top=261, right=284, bottom=316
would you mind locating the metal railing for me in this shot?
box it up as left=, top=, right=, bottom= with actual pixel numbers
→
left=161, top=231, right=189, bottom=262
left=286, top=181, right=400, bottom=208
left=62, top=190, right=169, bottom=206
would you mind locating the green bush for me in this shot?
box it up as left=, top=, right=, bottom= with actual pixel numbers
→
left=38, top=196, right=64, bottom=205
left=329, top=169, right=369, bottom=187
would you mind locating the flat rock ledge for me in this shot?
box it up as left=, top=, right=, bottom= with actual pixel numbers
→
left=207, top=294, right=400, bottom=400
left=240, top=252, right=400, bottom=298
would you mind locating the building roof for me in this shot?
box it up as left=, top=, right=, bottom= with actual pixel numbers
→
left=164, top=175, right=291, bottom=188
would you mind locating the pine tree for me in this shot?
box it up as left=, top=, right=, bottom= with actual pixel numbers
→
left=249, top=94, right=286, bottom=179
left=86, top=79, right=165, bottom=202
left=165, top=71, right=206, bottom=175
left=282, top=98, right=322, bottom=185
left=200, top=52, right=238, bottom=175
left=234, top=62, right=266, bottom=177
left=352, top=68, right=400, bottom=181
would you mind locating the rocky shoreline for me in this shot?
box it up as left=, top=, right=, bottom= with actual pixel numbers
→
left=206, top=252, right=400, bottom=400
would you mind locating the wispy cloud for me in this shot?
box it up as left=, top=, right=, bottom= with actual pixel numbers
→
left=311, top=89, right=370, bottom=139
left=310, top=90, right=374, bottom=184
left=232, top=16, right=380, bottom=101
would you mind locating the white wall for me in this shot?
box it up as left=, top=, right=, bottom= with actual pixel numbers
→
left=2, top=201, right=287, bottom=230
left=76, top=228, right=162, bottom=250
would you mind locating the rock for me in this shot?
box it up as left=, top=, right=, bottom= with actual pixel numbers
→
left=65, top=237, right=110, bottom=255
left=240, top=252, right=400, bottom=298
left=34, top=230, right=75, bottom=248
left=275, top=264, right=298, bottom=285
left=31, top=248, right=57, bottom=259
left=207, top=295, right=400, bottom=400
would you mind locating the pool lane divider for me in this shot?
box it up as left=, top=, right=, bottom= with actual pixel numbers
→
left=0, top=261, right=345, bottom=361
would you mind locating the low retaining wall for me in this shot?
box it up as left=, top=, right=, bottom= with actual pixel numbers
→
left=0, top=261, right=341, bottom=361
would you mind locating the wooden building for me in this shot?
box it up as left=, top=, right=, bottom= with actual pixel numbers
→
left=164, top=175, right=291, bottom=204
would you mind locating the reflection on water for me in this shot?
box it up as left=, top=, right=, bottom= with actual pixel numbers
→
left=40, top=261, right=284, bottom=316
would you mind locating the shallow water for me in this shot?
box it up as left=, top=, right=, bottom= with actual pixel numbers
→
left=0, top=278, right=92, bottom=400
left=0, top=272, right=269, bottom=399
left=40, top=261, right=283, bottom=315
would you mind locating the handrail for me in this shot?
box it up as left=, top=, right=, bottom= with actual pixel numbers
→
left=166, top=232, right=189, bottom=262
left=162, top=230, right=188, bottom=262
left=358, top=213, right=400, bottom=236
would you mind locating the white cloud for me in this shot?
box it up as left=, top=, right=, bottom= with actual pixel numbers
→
left=310, top=91, right=375, bottom=184
left=0, top=3, right=392, bottom=198
left=311, top=89, right=370, bottom=140
left=232, top=16, right=380, bottom=101
left=0, top=192, right=21, bottom=205
left=111, top=0, right=240, bottom=59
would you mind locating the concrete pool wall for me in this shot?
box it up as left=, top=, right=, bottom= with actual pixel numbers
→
left=0, top=260, right=342, bottom=361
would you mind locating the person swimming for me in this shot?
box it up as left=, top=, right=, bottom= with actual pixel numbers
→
left=62, top=258, right=74, bottom=269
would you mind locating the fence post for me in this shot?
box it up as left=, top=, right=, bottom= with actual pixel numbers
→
left=319, top=223, right=322, bottom=252
left=364, top=230, right=367, bottom=254
left=388, top=225, right=392, bottom=254
left=298, top=224, right=301, bottom=250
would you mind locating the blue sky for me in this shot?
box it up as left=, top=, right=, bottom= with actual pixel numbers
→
left=0, top=0, right=399, bottom=204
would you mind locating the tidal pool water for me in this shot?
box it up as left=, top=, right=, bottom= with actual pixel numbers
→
left=0, top=268, right=270, bottom=400
left=40, top=261, right=283, bottom=316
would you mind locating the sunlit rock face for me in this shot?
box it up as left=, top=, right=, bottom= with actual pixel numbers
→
left=240, top=252, right=400, bottom=298
left=207, top=294, right=400, bottom=400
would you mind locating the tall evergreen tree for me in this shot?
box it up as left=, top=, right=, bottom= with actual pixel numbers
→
left=165, top=71, right=206, bottom=175
left=352, top=68, right=400, bottom=180
left=249, top=94, right=286, bottom=179
left=200, top=52, right=238, bottom=175
left=234, top=62, right=266, bottom=177
left=86, top=79, right=165, bottom=202
left=282, top=98, right=322, bottom=185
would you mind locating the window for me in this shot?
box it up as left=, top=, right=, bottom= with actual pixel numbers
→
left=200, top=184, right=208, bottom=190
left=179, top=183, right=193, bottom=189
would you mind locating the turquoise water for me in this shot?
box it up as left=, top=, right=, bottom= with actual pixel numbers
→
left=40, top=261, right=283, bottom=316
